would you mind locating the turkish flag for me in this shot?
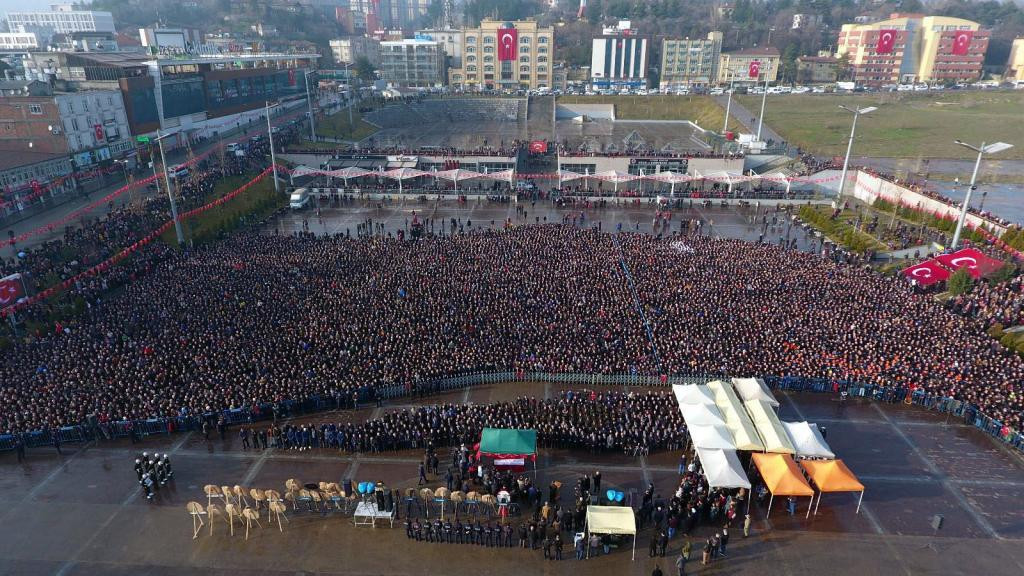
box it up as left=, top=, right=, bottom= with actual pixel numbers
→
left=0, top=273, right=25, bottom=308
left=901, top=260, right=950, bottom=286
left=935, top=247, right=1002, bottom=279
left=951, top=30, right=973, bottom=56
left=94, top=124, right=105, bottom=142
left=529, top=140, right=547, bottom=153
left=748, top=60, right=760, bottom=79
left=497, top=27, right=518, bottom=62
left=876, top=29, right=897, bottom=54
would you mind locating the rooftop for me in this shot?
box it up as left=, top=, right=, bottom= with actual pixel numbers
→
left=725, top=47, right=781, bottom=57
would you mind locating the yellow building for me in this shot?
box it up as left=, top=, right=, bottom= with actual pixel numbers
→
left=717, top=48, right=780, bottom=84
left=448, top=19, right=554, bottom=90
left=836, top=14, right=988, bottom=84
left=1007, top=38, right=1024, bottom=83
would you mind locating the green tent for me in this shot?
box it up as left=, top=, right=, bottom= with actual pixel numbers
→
left=477, top=428, right=538, bottom=474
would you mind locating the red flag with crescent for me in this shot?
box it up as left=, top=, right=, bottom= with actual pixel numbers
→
left=876, top=29, right=897, bottom=54
left=748, top=61, right=760, bottom=79
left=900, top=260, right=950, bottom=286
left=935, top=247, right=1002, bottom=279
left=498, top=27, right=518, bottom=62
left=0, top=273, right=25, bottom=309
left=951, top=30, right=973, bottom=56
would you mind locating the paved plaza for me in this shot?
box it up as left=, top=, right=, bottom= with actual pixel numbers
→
left=0, top=385, right=1022, bottom=575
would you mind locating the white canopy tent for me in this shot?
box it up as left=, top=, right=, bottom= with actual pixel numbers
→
left=593, top=170, right=640, bottom=193
left=672, top=384, right=717, bottom=407
left=744, top=399, right=796, bottom=454
left=483, top=168, right=515, bottom=186
left=646, top=171, right=697, bottom=196
left=752, top=171, right=795, bottom=194
left=679, top=401, right=727, bottom=427
left=585, top=506, right=637, bottom=560
left=782, top=421, right=835, bottom=460
left=381, top=167, right=428, bottom=193
left=433, top=168, right=482, bottom=191
left=731, top=377, right=780, bottom=408
left=329, top=166, right=371, bottom=186
left=688, top=423, right=737, bottom=450
left=557, top=169, right=584, bottom=188
left=707, top=380, right=765, bottom=452
left=694, top=446, right=751, bottom=490
left=702, top=170, right=749, bottom=194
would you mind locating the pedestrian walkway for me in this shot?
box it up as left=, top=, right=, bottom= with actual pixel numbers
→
left=712, top=95, right=784, bottom=144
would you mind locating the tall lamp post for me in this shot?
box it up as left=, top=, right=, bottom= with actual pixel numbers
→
left=304, top=70, right=317, bottom=142
left=950, top=140, right=1014, bottom=249
left=722, top=72, right=736, bottom=134
left=755, top=62, right=773, bottom=142
left=836, top=105, right=877, bottom=201
left=113, top=158, right=135, bottom=209
left=153, top=132, right=185, bottom=244
left=265, top=100, right=281, bottom=193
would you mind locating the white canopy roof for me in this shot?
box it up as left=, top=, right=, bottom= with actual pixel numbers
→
left=329, top=166, right=371, bottom=179
left=701, top=170, right=750, bottom=183
left=433, top=168, right=482, bottom=182
left=290, top=165, right=320, bottom=178
left=557, top=169, right=585, bottom=183
left=593, top=170, right=640, bottom=183
left=731, top=377, right=780, bottom=407
left=707, top=380, right=765, bottom=451
left=483, top=168, right=515, bottom=183
left=647, top=171, right=696, bottom=184
left=381, top=167, right=428, bottom=180
left=695, top=446, right=751, bottom=489
left=586, top=505, right=636, bottom=535
left=745, top=399, right=796, bottom=455
left=688, top=423, right=737, bottom=450
left=679, top=401, right=726, bottom=427
left=673, top=384, right=717, bottom=407
left=782, top=421, right=835, bottom=459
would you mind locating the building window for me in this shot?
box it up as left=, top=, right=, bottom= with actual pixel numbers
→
left=28, top=104, right=43, bottom=115
left=466, top=45, right=475, bottom=53
left=483, top=36, right=494, bottom=43
left=537, top=56, right=548, bottom=63
left=520, top=65, right=530, bottom=72
left=484, top=65, right=494, bottom=72
left=538, top=46, right=547, bottom=54
left=484, top=45, right=494, bottom=53
left=467, top=65, right=477, bottom=72
left=520, top=36, right=530, bottom=44
left=538, top=36, right=549, bottom=44
left=467, top=36, right=476, bottom=43
left=484, top=55, right=493, bottom=63
left=520, top=56, right=529, bottom=63
left=520, top=46, right=529, bottom=53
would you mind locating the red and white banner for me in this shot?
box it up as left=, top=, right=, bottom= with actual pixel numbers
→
left=94, top=124, right=105, bottom=143
left=748, top=60, right=760, bottom=79
left=901, top=260, right=950, bottom=286
left=493, top=458, right=525, bottom=467
left=0, top=273, right=25, bottom=309
left=935, top=247, right=1003, bottom=279
left=528, top=140, right=547, bottom=154
left=497, top=26, right=518, bottom=62
left=951, top=30, right=973, bottom=56
left=876, top=29, right=897, bottom=54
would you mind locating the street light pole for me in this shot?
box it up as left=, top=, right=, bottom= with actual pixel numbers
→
left=951, top=140, right=1014, bottom=249
left=345, top=61, right=354, bottom=130
left=114, top=158, right=134, bottom=210
left=155, top=132, right=185, bottom=244
left=756, top=62, right=772, bottom=141
left=305, top=70, right=317, bottom=142
left=266, top=100, right=280, bottom=193
left=836, top=105, right=878, bottom=201
left=722, top=73, right=735, bottom=134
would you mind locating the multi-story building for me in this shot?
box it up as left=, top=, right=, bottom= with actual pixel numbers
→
left=717, top=47, right=780, bottom=84
left=1007, top=38, right=1024, bottom=84
left=449, top=19, right=554, bottom=90
left=336, top=7, right=369, bottom=35
left=0, top=32, right=38, bottom=50
left=379, top=39, right=445, bottom=87
left=836, top=14, right=989, bottom=85
left=796, top=55, right=840, bottom=83
left=330, top=37, right=381, bottom=65
left=416, top=29, right=463, bottom=68
left=6, top=5, right=116, bottom=36
left=349, top=0, right=430, bottom=30
left=591, top=22, right=648, bottom=89
left=660, top=32, right=723, bottom=88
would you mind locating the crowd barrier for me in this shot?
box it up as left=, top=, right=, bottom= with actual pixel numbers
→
left=1, top=372, right=1020, bottom=456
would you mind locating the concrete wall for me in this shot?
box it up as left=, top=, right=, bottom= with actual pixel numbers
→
left=555, top=103, right=615, bottom=120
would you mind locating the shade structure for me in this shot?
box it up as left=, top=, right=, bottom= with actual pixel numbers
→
left=751, top=171, right=794, bottom=194
left=483, top=168, right=515, bottom=185
left=707, top=380, right=765, bottom=451
left=557, top=169, right=584, bottom=185
left=673, top=384, right=717, bottom=407
left=478, top=428, right=537, bottom=472
left=799, top=459, right=865, bottom=515
left=585, top=506, right=637, bottom=560
left=744, top=399, right=796, bottom=454
left=702, top=170, right=749, bottom=193
left=694, top=446, right=751, bottom=490
left=433, top=168, right=482, bottom=191
left=679, top=401, right=727, bottom=427
left=289, top=165, right=321, bottom=178
left=688, top=423, right=736, bottom=450
left=381, top=167, right=428, bottom=193
left=330, top=166, right=370, bottom=181
left=782, top=421, right=835, bottom=460
left=731, top=377, right=780, bottom=407
left=593, top=170, right=639, bottom=193
left=751, top=453, right=815, bottom=518
left=646, top=170, right=697, bottom=195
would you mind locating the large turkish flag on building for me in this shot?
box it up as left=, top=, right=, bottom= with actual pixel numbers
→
left=935, top=247, right=1002, bottom=279
left=748, top=61, right=760, bottom=79
left=951, top=30, right=974, bottom=56
left=876, top=29, right=897, bottom=54
left=498, top=27, right=518, bottom=62
left=901, top=260, right=950, bottom=286
left=0, top=273, right=25, bottom=309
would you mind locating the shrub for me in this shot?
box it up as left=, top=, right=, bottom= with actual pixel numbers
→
left=947, top=267, right=974, bottom=296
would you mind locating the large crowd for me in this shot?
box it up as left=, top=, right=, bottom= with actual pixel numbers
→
left=1, top=221, right=1022, bottom=435
left=948, top=276, right=1024, bottom=331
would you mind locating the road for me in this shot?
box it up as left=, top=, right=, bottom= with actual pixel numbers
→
left=713, top=94, right=784, bottom=144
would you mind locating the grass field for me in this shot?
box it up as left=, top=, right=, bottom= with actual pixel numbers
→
left=736, top=91, right=1024, bottom=160
left=558, top=94, right=745, bottom=132
left=316, top=107, right=379, bottom=141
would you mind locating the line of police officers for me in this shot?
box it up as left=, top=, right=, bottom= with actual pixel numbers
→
left=133, top=452, right=173, bottom=500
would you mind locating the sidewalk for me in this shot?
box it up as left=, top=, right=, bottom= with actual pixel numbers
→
left=713, top=94, right=784, bottom=144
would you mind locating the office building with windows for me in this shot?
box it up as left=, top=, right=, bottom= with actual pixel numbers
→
left=448, top=19, right=554, bottom=90
left=379, top=39, right=446, bottom=87
left=660, top=32, right=723, bottom=88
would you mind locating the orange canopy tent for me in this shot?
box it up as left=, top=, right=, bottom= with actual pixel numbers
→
left=751, top=453, right=815, bottom=518
left=799, top=459, right=865, bottom=516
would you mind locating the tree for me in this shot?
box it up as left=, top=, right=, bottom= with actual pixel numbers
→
left=947, top=267, right=974, bottom=296
left=353, top=56, right=377, bottom=82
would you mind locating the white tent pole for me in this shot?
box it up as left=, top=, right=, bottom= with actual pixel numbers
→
left=767, top=493, right=773, bottom=519
left=786, top=178, right=792, bottom=195
left=671, top=181, right=675, bottom=196
left=856, top=491, right=864, bottom=514
left=815, top=492, right=822, bottom=515
left=632, top=529, right=636, bottom=561
left=639, top=169, right=644, bottom=195
left=806, top=495, right=813, bottom=519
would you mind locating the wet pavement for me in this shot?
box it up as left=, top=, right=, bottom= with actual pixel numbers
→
left=1, top=386, right=1023, bottom=576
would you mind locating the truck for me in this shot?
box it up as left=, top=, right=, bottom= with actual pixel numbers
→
left=836, top=81, right=856, bottom=92
left=289, top=188, right=310, bottom=210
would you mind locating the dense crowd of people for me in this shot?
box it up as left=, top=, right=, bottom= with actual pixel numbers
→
left=1, top=222, right=1022, bottom=435
left=948, top=276, right=1024, bottom=331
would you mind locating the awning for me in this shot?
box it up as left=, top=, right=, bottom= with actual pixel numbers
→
left=782, top=421, right=835, bottom=460
left=744, top=399, right=796, bottom=454
left=673, top=384, right=717, bottom=407
left=679, top=402, right=727, bottom=427
left=482, top=169, right=515, bottom=183
left=433, top=168, right=483, bottom=182
left=329, top=166, right=371, bottom=180
left=751, top=453, right=815, bottom=518
left=695, top=446, right=751, bottom=489
left=731, top=377, right=780, bottom=407
left=478, top=428, right=537, bottom=460
left=688, top=423, right=736, bottom=450
left=585, top=505, right=637, bottom=560
left=799, top=459, right=865, bottom=516
left=557, top=169, right=584, bottom=183
left=593, top=170, right=640, bottom=184
left=707, top=380, right=765, bottom=451
left=646, top=171, right=697, bottom=184
left=381, top=167, right=427, bottom=180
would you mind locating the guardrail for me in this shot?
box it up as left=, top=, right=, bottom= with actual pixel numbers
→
left=2, top=371, right=1020, bottom=456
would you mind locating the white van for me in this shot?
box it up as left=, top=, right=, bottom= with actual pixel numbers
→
left=167, top=164, right=189, bottom=180
left=289, top=188, right=310, bottom=210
